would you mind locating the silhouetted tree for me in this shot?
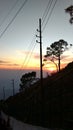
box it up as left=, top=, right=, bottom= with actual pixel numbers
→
left=19, top=71, right=36, bottom=91
left=65, top=5, right=73, bottom=24
left=45, top=39, right=71, bottom=72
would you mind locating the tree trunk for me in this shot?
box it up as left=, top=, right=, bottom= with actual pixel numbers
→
left=58, top=55, right=60, bottom=72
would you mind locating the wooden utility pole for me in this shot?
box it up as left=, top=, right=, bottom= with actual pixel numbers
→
left=36, top=18, right=43, bottom=86
left=36, top=18, right=44, bottom=125
left=12, top=79, right=15, bottom=96
left=3, top=86, right=5, bottom=100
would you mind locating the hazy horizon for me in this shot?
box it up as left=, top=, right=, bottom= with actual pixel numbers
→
left=0, top=68, right=50, bottom=100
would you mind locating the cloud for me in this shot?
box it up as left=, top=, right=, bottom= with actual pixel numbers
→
left=61, top=55, right=70, bottom=59
left=5, top=63, right=19, bottom=66
left=16, top=50, right=29, bottom=55
left=0, top=60, right=9, bottom=64
left=33, top=53, right=44, bottom=59
left=13, top=64, right=19, bottom=66
left=0, top=60, right=20, bottom=67
left=33, top=53, right=40, bottom=59
left=16, top=50, right=41, bottom=60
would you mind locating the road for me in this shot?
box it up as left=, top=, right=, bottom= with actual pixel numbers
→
left=1, top=111, right=50, bottom=130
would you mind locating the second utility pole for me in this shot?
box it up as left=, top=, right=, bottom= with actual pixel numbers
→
left=12, top=79, right=15, bottom=96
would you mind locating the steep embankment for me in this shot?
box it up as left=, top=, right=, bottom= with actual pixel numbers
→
left=1, top=61, right=73, bottom=129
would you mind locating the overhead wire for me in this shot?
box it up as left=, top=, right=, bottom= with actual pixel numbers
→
left=42, top=0, right=53, bottom=26
left=0, top=0, right=58, bottom=94
left=0, top=0, right=35, bottom=74
left=0, top=0, right=28, bottom=38
left=14, top=30, right=37, bottom=82
left=42, top=0, right=58, bottom=32
left=21, top=33, right=36, bottom=69
left=0, top=0, right=19, bottom=28
left=0, top=0, right=55, bottom=69
left=0, top=0, right=57, bottom=71
left=21, top=0, right=58, bottom=69
left=22, top=23, right=42, bottom=69
left=22, top=42, right=37, bottom=69
left=19, top=20, right=40, bottom=69
left=0, top=0, right=36, bottom=70
left=20, top=0, right=54, bottom=69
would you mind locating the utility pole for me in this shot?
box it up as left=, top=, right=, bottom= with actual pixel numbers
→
left=36, top=18, right=43, bottom=85
left=3, top=86, right=5, bottom=100
left=39, top=18, right=43, bottom=89
left=12, top=79, right=15, bottom=96
left=36, top=18, right=44, bottom=125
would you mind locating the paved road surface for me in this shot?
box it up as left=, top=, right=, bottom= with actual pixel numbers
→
left=1, top=111, right=50, bottom=130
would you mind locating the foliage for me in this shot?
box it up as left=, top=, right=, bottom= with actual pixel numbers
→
left=45, top=39, right=70, bottom=72
left=19, top=71, right=36, bottom=91
left=65, top=5, right=73, bottom=24
left=2, top=62, right=73, bottom=129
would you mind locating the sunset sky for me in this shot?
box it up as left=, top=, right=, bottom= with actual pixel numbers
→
left=0, top=0, right=73, bottom=72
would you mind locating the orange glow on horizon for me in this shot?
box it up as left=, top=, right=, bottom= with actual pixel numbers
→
left=0, top=62, right=71, bottom=70
left=0, top=53, right=73, bottom=72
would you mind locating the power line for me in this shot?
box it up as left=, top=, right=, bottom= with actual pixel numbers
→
left=20, top=31, right=36, bottom=68
left=21, top=42, right=37, bottom=69
left=25, top=43, right=36, bottom=67
left=11, top=0, right=57, bottom=73
left=3, top=86, right=5, bottom=100
left=0, top=0, right=28, bottom=38
left=14, top=32, right=37, bottom=81
left=21, top=0, right=58, bottom=69
left=42, top=0, right=58, bottom=32
left=22, top=0, right=50, bottom=66
left=42, top=0, right=53, bottom=26
left=0, top=0, right=19, bottom=28
left=20, top=25, right=41, bottom=69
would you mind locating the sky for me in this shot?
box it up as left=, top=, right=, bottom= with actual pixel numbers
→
left=0, top=0, right=73, bottom=99
left=0, top=0, right=73, bottom=71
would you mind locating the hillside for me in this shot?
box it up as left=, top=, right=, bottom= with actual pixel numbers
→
left=1, top=61, right=73, bottom=129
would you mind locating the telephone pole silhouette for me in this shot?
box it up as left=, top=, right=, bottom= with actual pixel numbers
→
left=36, top=18, right=43, bottom=85
left=12, top=79, right=15, bottom=96
left=36, top=18, right=44, bottom=125
left=39, top=18, right=43, bottom=90
left=3, top=86, right=5, bottom=100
